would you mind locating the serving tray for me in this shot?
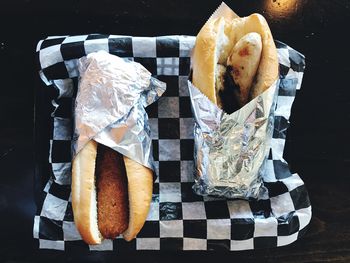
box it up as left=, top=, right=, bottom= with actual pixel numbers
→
left=33, top=34, right=311, bottom=251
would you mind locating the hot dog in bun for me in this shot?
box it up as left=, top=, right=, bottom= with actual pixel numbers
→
left=72, top=140, right=153, bottom=244
left=192, top=13, right=279, bottom=113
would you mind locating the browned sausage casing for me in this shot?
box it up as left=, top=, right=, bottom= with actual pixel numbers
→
left=96, top=144, right=129, bottom=239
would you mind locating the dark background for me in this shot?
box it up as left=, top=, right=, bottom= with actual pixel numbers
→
left=0, top=0, right=349, bottom=262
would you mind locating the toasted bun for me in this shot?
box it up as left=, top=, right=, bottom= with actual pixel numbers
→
left=122, top=156, right=153, bottom=241
left=72, top=140, right=102, bottom=245
left=192, top=13, right=278, bottom=108
left=192, top=17, right=227, bottom=105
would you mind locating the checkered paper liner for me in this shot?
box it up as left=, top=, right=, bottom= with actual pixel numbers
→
left=34, top=34, right=311, bottom=251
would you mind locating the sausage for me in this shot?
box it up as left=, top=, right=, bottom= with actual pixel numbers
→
left=96, top=144, right=129, bottom=239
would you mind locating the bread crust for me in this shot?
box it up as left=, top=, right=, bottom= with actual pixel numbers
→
left=72, top=140, right=102, bottom=245
left=122, top=156, right=153, bottom=241
left=192, top=13, right=278, bottom=109
left=192, top=17, right=226, bottom=105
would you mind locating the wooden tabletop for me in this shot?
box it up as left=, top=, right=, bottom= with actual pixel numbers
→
left=0, top=0, right=349, bottom=262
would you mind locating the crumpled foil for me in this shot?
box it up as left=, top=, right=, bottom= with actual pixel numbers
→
left=73, top=50, right=166, bottom=170
left=189, top=80, right=278, bottom=199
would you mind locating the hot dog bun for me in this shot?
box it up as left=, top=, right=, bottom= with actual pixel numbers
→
left=192, top=13, right=278, bottom=112
left=71, top=140, right=102, bottom=245
left=122, top=156, right=153, bottom=241
left=72, top=140, right=153, bottom=244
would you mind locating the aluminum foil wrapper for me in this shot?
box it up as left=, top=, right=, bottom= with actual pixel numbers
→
left=73, top=50, right=166, bottom=170
left=189, top=80, right=278, bottom=199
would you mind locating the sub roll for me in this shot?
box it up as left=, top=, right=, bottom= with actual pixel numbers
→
left=72, top=140, right=153, bottom=244
left=192, top=13, right=279, bottom=114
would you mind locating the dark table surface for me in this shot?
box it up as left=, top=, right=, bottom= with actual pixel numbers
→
left=1, top=0, right=350, bottom=262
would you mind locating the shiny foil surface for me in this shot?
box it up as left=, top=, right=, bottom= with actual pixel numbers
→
left=189, top=80, right=278, bottom=199
left=73, top=50, right=166, bottom=170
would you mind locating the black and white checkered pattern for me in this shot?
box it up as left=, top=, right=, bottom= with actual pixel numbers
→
left=34, top=34, right=311, bottom=251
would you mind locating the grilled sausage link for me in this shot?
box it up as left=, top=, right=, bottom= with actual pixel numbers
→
left=96, top=144, right=129, bottom=239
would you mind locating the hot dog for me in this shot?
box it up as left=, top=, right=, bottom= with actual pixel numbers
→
left=96, top=144, right=129, bottom=239
left=71, top=140, right=153, bottom=244
left=192, top=13, right=279, bottom=113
